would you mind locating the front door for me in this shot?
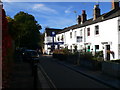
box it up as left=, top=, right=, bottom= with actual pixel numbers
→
left=87, top=46, right=90, bottom=52
left=106, top=45, right=110, bottom=60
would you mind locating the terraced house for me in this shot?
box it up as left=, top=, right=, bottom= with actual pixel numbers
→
left=44, top=0, right=120, bottom=61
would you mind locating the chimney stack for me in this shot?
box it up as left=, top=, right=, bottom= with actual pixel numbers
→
left=93, top=4, right=101, bottom=20
left=77, top=15, right=81, bottom=24
left=112, top=0, right=119, bottom=10
left=81, top=10, right=87, bottom=24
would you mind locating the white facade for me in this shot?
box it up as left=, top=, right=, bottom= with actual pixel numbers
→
left=44, top=29, right=63, bottom=54
left=44, top=2, right=120, bottom=60
left=55, top=16, right=120, bottom=60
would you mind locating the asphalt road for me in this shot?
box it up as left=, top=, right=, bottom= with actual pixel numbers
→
left=39, top=55, right=111, bottom=88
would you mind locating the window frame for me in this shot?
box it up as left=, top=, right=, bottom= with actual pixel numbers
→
left=74, top=31, right=77, bottom=38
left=118, top=20, right=120, bottom=31
left=80, top=29, right=82, bottom=36
left=95, top=25, right=99, bottom=35
left=95, top=45, right=99, bottom=50
left=87, top=28, right=90, bottom=36
left=70, top=32, right=72, bottom=38
left=76, top=36, right=82, bottom=42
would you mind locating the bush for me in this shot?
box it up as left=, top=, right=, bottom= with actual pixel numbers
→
left=80, top=52, right=93, bottom=60
left=53, top=48, right=69, bottom=55
left=92, top=57, right=104, bottom=61
left=53, top=48, right=70, bottom=60
left=95, top=51, right=103, bottom=58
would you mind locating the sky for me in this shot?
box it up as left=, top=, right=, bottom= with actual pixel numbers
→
left=3, top=1, right=112, bottom=33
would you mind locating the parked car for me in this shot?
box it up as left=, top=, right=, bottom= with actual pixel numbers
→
left=15, top=47, right=26, bottom=56
left=22, top=50, right=40, bottom=63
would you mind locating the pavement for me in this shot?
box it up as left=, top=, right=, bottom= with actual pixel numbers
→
left=9, top=61, right=34, bottom=89
left=8, top=56, right=50, bottom=90
left=50, top=56, right=120, bottom=89
left=8, top=55, right=120, bottom=89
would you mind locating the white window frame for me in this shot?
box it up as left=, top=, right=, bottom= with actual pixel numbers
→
left=74, top=31, right=77, bottom=38
left=70, top=32, right=72, bottom=38
left=95, top=25, right=99, bottom=35
left=87, top=28, right=90, bottom=36
left=80, top=29, right=82, bottom=36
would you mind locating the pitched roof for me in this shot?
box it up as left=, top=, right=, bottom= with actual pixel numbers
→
left=58, top=8, right=120, bottom=34
left=45, top=28, right=63, bottom=36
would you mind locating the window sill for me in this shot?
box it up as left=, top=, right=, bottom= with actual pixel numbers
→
left=95, top=34, right=100, bottom=37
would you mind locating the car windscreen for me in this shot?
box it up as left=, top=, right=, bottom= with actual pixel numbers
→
left=31, top=51, right=38, bottom=56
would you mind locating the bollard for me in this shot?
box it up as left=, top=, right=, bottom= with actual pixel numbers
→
left=33, top=61, right=38, bottom=89
left=77, top=51, right=80, bottom=65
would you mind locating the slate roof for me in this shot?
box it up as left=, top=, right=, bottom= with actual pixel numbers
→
left=58, top=8, right=120, bottom=34
left=45, top=28, right=63, bottom=36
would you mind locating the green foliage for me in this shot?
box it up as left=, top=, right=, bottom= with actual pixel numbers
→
left=53, top=48, right=71, bottom=55
left=80, top=52, right=93, bottom=60
left=7, top=16, right=19, bottom=40
left=7, top=11, right=42, bottom=49
left=93, top=51, right=104, bottom=61
left=95, top=51, right=103, bottom=57
left=92, top=57, right=104, bottom=61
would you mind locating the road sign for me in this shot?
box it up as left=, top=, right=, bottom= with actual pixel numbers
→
left=51, top=31, right=56, bottom=36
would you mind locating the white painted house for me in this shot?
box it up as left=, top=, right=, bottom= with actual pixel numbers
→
left=44, top=28, right=63, bottom=54
left=44, top=1, right=120, bottom=60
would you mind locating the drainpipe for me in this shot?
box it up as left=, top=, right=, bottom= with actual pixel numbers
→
left=84, top=26, right=86, bottom=52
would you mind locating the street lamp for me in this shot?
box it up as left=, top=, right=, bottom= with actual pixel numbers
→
left=51, top=31, right=56, bottom=52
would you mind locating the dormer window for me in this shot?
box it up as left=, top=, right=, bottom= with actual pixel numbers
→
left=95, top=25, right=99, bottom=35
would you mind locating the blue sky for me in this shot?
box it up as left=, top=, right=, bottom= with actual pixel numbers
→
left=3, top=2, right=112, bottom=33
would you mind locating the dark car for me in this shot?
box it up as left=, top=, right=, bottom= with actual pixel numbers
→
left=15, top=48, right=26, bottom=56
left=22, top=50, right=40, bottom=63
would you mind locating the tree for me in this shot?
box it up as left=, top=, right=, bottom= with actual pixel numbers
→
left=7, top=11, right=42, bottom=49
left=39, top=33, right=45, bottom=52
left=7, top=16, right=18, bottom=40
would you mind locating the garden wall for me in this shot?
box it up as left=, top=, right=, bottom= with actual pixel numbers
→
left=80, top=60, right=102, bottom=70
left=102, top=61, right=120, bottom=78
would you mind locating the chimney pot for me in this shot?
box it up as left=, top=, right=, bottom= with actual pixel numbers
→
left=112, top=0, right=119, bottom=10
left=81, top=10, right=87, bottom=24
left=77, top=15, right=81, bottom=24
left=93, top=4, right=101, bottom=20
left=82, top=10, right=86, bottom=14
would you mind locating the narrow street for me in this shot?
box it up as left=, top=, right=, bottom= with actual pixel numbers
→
left=39, top=55, right=111, bottom=88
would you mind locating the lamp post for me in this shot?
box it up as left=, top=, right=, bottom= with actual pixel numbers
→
left=51, top=31, right=55, bottom=52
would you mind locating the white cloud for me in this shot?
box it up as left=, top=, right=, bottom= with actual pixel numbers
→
left=45, top=17, right=76, bottom=28
left=40, top=17, right=76, bottom=33
left=65, top=7, right=73, bottom=14
left=32, top=4, right=58, bottom=14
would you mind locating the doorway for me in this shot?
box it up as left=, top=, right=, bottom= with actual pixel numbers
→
left=106, top=45, right=110, bottom=60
